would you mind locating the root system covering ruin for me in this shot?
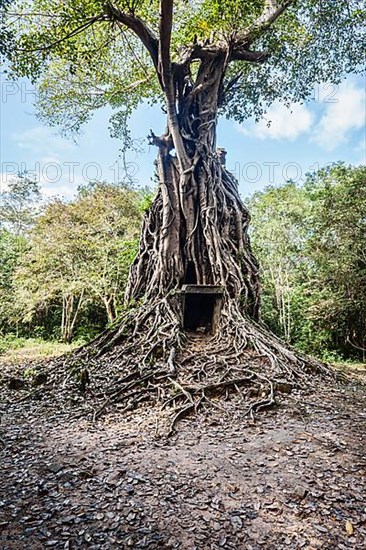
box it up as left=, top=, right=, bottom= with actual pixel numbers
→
left=3, top=293, right=334, bottom=436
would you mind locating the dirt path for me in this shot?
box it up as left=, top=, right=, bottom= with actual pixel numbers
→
left=1, top=376, right=366, bottom=549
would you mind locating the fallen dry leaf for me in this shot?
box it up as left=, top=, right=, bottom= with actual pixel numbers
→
left=345, top=520, right=354, bottom=535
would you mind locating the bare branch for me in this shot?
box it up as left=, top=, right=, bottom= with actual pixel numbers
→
left=158, top=0, right=174, bottom=87
left=231, top=49, right=269, bottom=62
left=158, top=0, right=190, bottom=169
left=245, top=0, right=293, bottom=38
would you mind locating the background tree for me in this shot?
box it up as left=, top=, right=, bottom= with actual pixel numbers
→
left=75, top=182, right=143, bottom=324
left=0, top=174, right=41, bottom=334
left=249, top=164, right=366, bottom=362
left=304, top=164, right=366, bottom=360
left=0, top=230, right=25, bottom=334
left=2, top=1, right=365, bottom=417
left=16, top=182, right=142, bottom=342
left=0, top=173, right=41, bottom=235
left=247, top=182, right=308, bottom=342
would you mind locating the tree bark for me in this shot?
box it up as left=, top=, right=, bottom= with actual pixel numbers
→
left=103, top=295, right=116, bottom=325
left=125, top=53, right=260, bottom=320
left=61, top=291, right=84, bottom=342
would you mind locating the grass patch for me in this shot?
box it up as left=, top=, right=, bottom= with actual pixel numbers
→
left=333, top=361, right=366, bottom=371
left=0, top=336, right=82, bottom=366
left=332, top=360, right=366, bottom=383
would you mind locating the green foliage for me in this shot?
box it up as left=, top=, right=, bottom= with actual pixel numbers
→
left=0, top=0, right=13, bottom=57
left=15, top=181, right=143, bottom=341
left=248, top=181, right=308, bottom=340
left=0, top=173, right=39, bottom=333
left=224, top=1, right=366, bottom=122
left=248, top=163, right=366, bottom=361
left=2, top=1, right=364, bottom=136
left=0, top=176, right=146, bottom=343
left=0, top=230, right=26, bottom=333
left=304, top=164, right=366, bottom=358
left=0, top=334, right=29, bottom=355
left=0, top=172, right=41, bottom=234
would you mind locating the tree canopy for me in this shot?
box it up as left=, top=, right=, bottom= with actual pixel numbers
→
left=3, top=1, right=365, bottom=139
left=16, top=182, right=143, bottom=341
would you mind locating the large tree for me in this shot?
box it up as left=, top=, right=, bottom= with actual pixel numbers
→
left=2, top=1, right=365, bottom=419
left=0, top=173, right=41, bottom=334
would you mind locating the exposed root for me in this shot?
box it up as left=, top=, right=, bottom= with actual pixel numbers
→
left=15, top=293, right=335, bottom=435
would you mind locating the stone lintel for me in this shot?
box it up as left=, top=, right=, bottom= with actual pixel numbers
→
left=181, top=284, right=224, bottom=295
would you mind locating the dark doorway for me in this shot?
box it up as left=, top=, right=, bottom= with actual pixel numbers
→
left=182, top=285, right=223, bottom=334
left=184, top=293, right=216, bottom=332
left=184, top=261, right=197, bottom=284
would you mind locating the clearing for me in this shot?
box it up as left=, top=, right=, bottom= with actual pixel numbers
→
left=0, top=356, right=365, bottom=549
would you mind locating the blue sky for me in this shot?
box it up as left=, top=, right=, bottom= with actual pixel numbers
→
left=0, top=74, right=365, bottom=200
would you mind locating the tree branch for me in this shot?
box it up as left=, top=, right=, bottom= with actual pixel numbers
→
left=246, top=0, right=293, bottom=38
left=17, top=15, right=105, bottom=53
left=231, top=49, right=269, bottom=62
left=158, top=0, right=174, bottom=88
left=231, top=0, right=294, bottom=58
left=158, top=0, right=189, bottom=169
left=105, top=3, right=159, bottom=69
left=180, top=1, right=292, bottom=65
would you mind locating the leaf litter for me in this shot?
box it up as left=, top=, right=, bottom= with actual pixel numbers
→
left=0, top=364, right=366, bottom=549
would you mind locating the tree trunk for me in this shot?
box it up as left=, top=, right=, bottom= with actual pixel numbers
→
left=126, top=58, right=259, bottom=319
left=76, top=54, right=332, bottom=430
left=125, top=143, right=260, bottom=319
left=61, top=292, right=84, bottom=343
left=103, top=295, right=116, bottom=325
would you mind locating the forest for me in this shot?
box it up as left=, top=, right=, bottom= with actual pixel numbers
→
left=1, top=162, right=365, bottom=363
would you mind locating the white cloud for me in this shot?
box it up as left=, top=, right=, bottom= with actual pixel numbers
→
left=7, top=127, right=80, bottom=197
left=39, top=170, right=83, bottom=199
left=13, top=126, right=73, bottom=155
left=0, top=166, right=80, bottom=200
left=312, top=82, right=366, bottom=151
left=238, top=102, right=314, bottom=141
left=40, top=156, right=62, bottom=164
left=42, top=183, right=77, bottom=199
